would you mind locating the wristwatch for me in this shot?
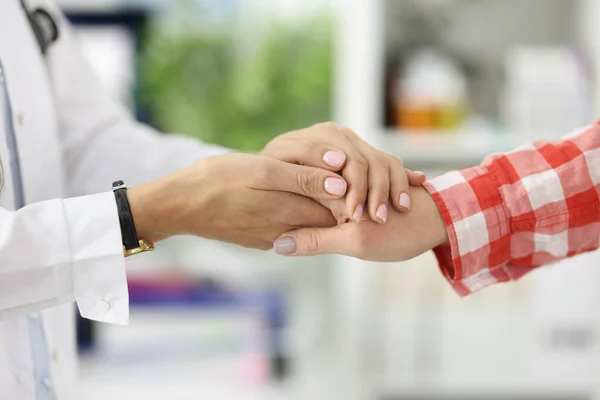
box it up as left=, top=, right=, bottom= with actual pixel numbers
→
left=112, top=180, right=154, bottom=258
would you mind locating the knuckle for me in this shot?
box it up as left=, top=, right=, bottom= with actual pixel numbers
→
left=261, top=138, right=277, bottom=154
left=342, top=127, right=358, bottom=139
left=296, top=170, right=317, bottom=195
left=323, top=121, right=340, bottom=130
left=305, top=231, right=322, bottom=253
left=372, top=186, right=390, bottom=200
left=304, top=140, right=323, bottom=156
left=314, top=121, right=339, bottom=132
left=376, top=153, right=391, bottom=165
left=394, top=155, right=404, bottom=167
left=262, top=141, right=283, bottom=159
left=354, top=156, right=369, bottom=169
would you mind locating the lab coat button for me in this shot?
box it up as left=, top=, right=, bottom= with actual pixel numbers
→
left=97, top=299, right=111, bottom=313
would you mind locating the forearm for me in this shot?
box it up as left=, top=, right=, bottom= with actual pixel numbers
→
left=127, top=173, right=181, bottom=244
left=399, top=186, right=448, bottom=257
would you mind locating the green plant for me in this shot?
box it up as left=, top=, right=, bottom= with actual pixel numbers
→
left=139, top=11, right=333, bottom=151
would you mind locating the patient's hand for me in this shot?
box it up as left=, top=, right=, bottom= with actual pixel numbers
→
left=262, top=122, right=426, bottom=223
left=273, top=186, right=448, bottom=262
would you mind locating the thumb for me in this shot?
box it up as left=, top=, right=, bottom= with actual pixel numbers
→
left=273, top=224, right=359, bottom=257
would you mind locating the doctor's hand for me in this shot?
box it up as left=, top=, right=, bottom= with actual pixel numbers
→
left=127, top=153, right=342, bottom=250
left=261, top=122, right=426, bottom=224
left=273, top=186, right=448, bottom=262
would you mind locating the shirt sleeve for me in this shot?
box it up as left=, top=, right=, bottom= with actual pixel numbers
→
left=0, top=192, right=128, bottom=324
left=424, top=123, right=600, bottom=296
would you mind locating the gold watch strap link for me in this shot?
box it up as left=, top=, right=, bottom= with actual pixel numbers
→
left=123, top=239, right=155, bottom=258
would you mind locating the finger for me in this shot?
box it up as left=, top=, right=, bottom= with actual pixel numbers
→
left=254, top=159, right=348, bottom=200
left=276, top=192, right=337, bottom=228
left=276, top=123, right=368, bottom=220
left=366, top=159, right=390, bottom=223
left=406, top=169, right=427, bottom=186
left=389, top=157, right=411, bottom=213
left=318, top=198, right=352, bottom=225
left=342, top=156, right=369, bottom=222
left=273, top=223, right=363, bottom=257
left=348, top=134, right=392, bottom=223
left=335, top=132, right=369, bottom=222
left=263, top=138, right=347, bottom=172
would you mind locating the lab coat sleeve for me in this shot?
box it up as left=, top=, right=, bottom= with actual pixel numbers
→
left=33, top=2, right=230, bottom=325
left=0, top=192, right=127, bottom=324
left=44, top=3, right=230, bottom=197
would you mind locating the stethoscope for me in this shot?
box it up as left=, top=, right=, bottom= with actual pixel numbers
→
left=0, top=2, right=59, bottom=204
left=20, top=1, right=60, bottom=56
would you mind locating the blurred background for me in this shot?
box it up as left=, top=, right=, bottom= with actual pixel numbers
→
left=55, top=0, right=600, bottom=399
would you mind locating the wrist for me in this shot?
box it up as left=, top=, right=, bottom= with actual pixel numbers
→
left=432, top=199, right=449, bottom=248
left=127, top=179, right=174, bottom=244
left=416, top=186, right=449, bottom=249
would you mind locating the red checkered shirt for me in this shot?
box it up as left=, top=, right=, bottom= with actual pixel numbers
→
left=423, top=123, right=600, bottom=296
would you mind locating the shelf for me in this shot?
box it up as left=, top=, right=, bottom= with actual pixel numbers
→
left=379, top=129, right=526, bottom=171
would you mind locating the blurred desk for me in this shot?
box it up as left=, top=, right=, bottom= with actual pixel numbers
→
left=77, top=306, right=284, bottom=400
left=78, top=358, right=287, bottom=400
left=76, top=236, right=343, bottom=399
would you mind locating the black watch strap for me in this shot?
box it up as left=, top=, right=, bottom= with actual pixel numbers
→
left=112, top=180, right=140, bottom=250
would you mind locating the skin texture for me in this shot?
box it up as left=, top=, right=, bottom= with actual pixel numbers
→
left=128, top=153, right=341, bottom=249
left=126, top=122, right=427, bottom=252
left=262, top=122, right=425, bottom=223
left=275, top=186, right=449, bottom=262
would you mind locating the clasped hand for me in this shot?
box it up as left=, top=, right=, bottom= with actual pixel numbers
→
left=128, top=122, right=447, bottom=262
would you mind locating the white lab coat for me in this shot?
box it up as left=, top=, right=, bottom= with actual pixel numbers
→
left=0, top=1, right=227, bottom=398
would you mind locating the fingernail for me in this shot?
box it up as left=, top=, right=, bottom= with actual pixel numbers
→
left=325, top=177, right=347, bottom=196
left=353, top=204, right=363, bottom=223
left=274, top=237, right=296, bottom=255
left=323, top=151, right=346, bottom=168
left=399, top=193, right=411, bottom=210
left=376, top=204, right=388, bottom=223
left=416, top=171, right=426, bottom=178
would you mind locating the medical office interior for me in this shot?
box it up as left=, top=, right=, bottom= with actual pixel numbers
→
left=52, top=0, right=600, bottom=399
